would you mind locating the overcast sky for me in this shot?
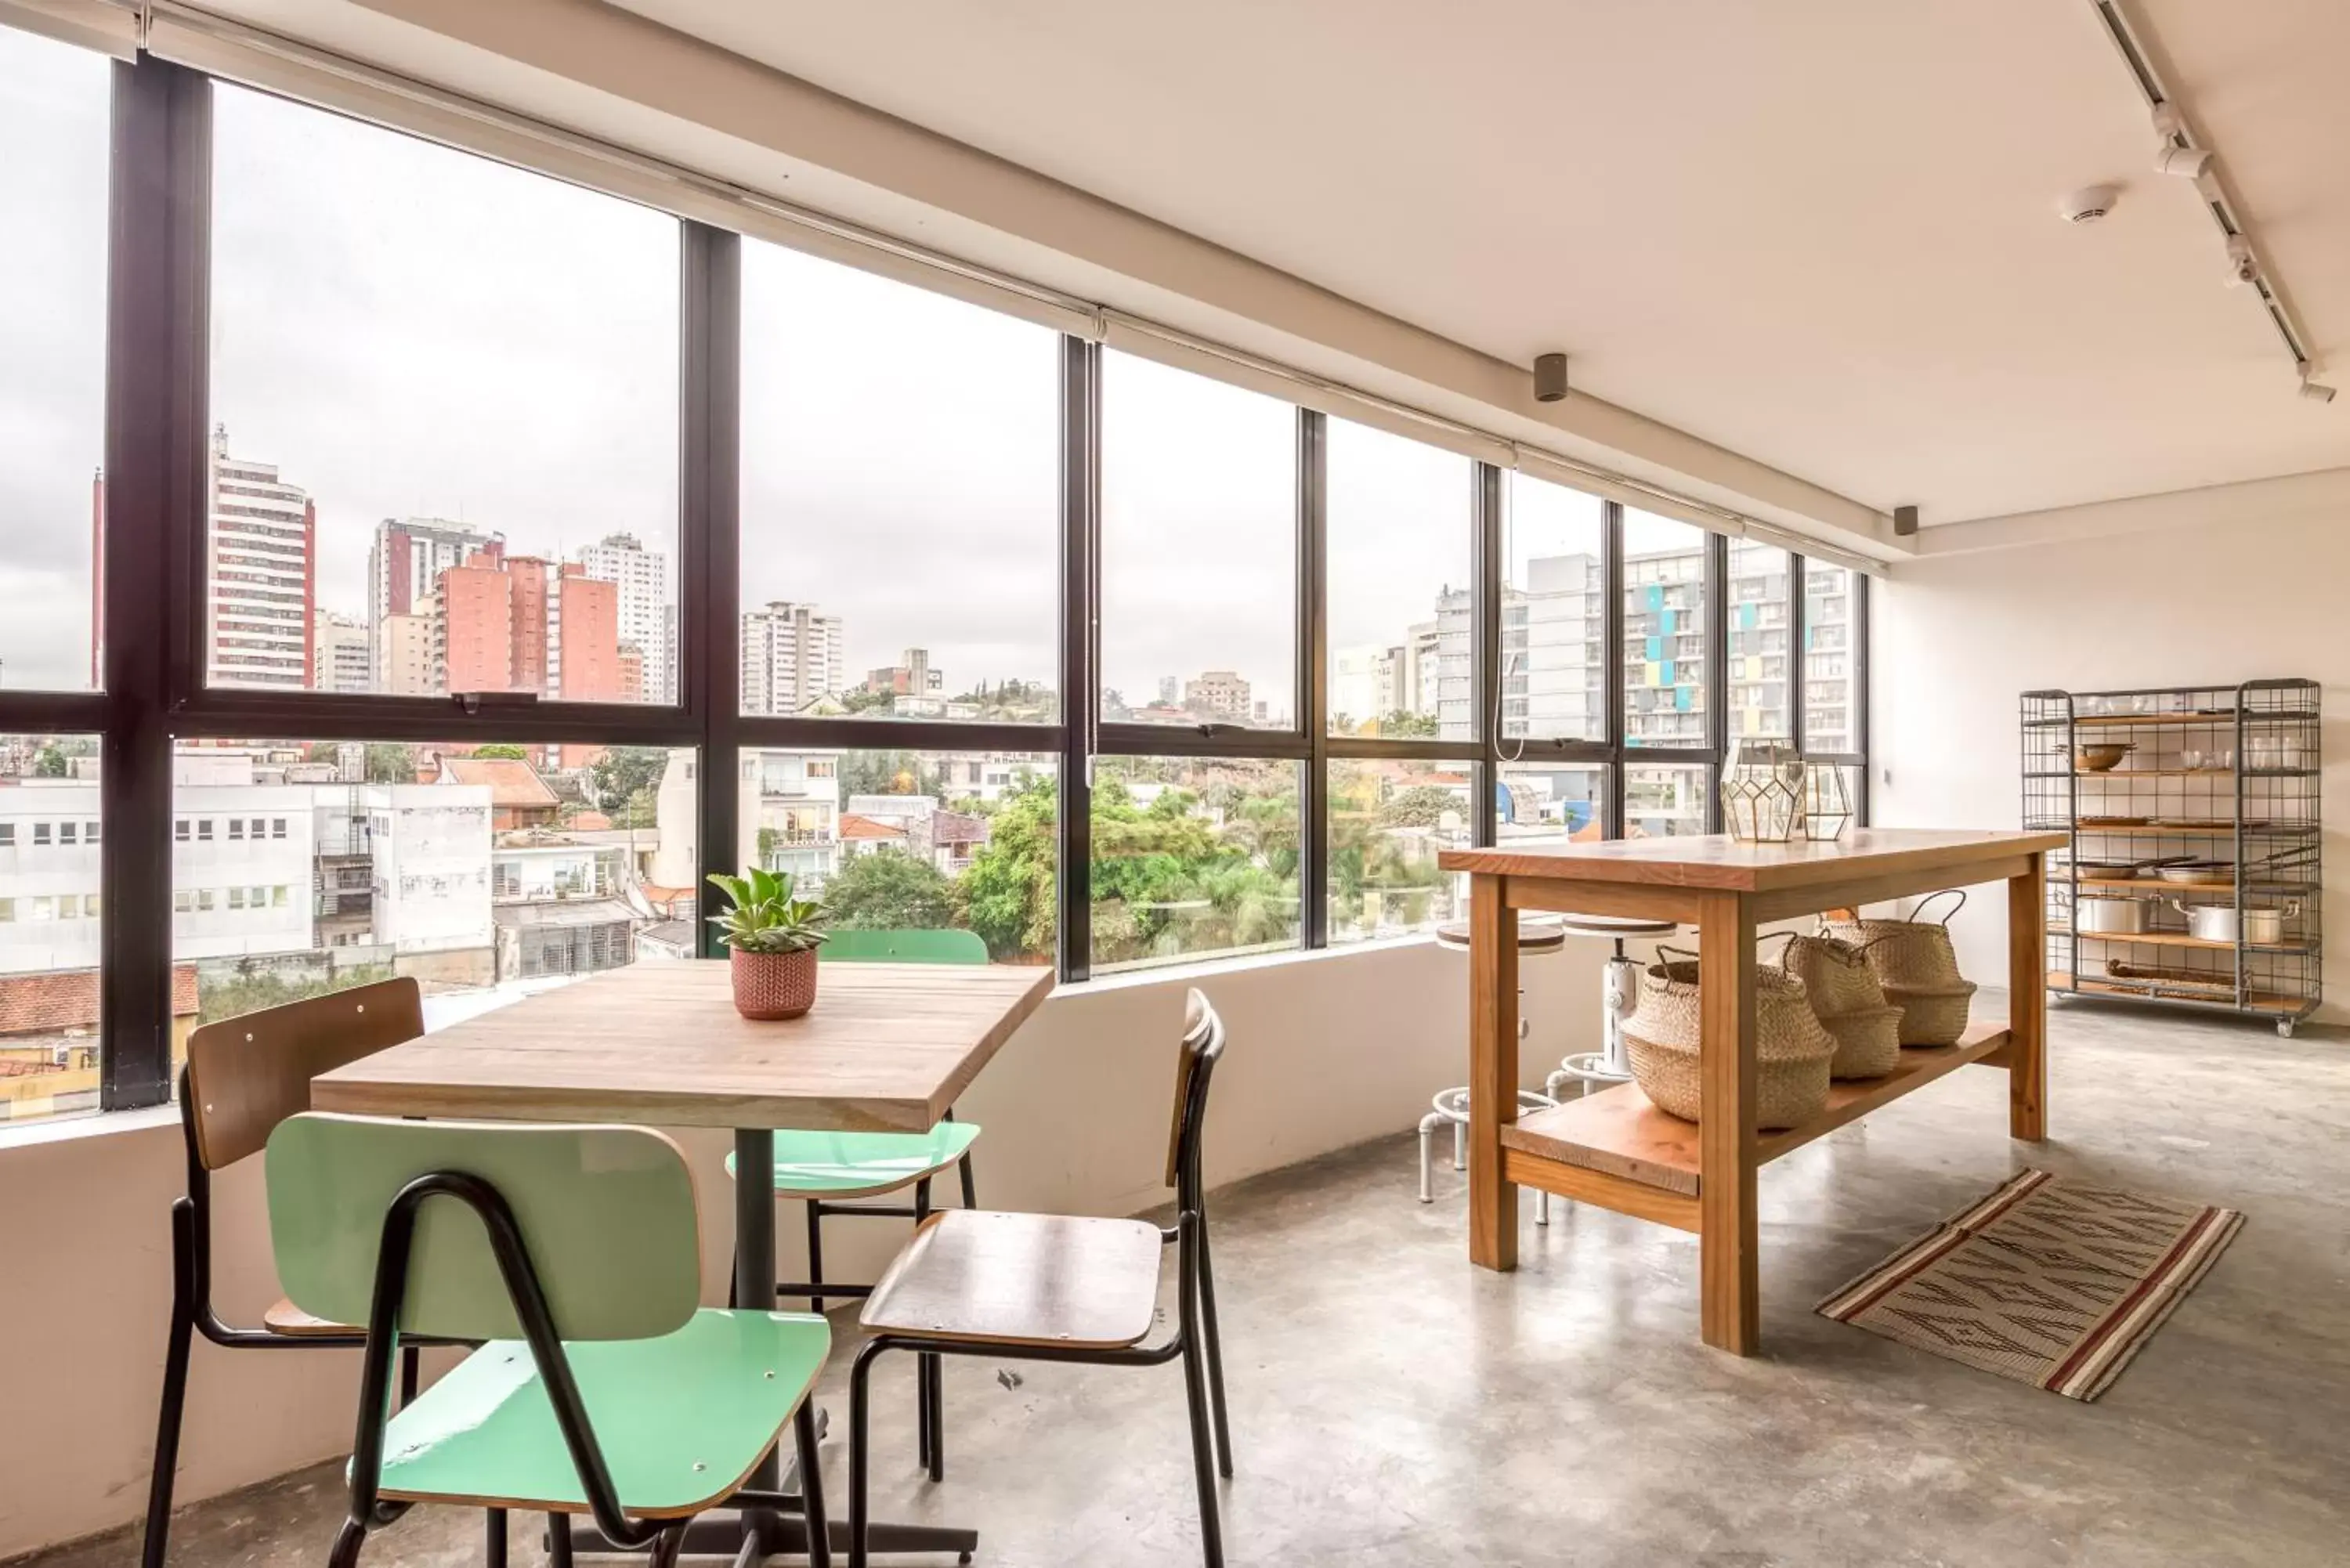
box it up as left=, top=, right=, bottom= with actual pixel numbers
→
left=5, top=26, right=1610, bottom=710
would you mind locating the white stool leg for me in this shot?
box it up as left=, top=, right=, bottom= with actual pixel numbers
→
left=1417, top=1113, right=1440, bottom=1203
left=1536, top=1190, right=1549, bottom=1226
left=1452, top=1118, right=1466, bottom=1172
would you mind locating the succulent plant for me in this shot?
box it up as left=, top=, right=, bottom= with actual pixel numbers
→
left=705, top=868, right=830, bottom=955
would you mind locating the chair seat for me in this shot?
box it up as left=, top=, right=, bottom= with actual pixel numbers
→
left=861, top=1209, right=1166, bottom=1349
left=374, top=1308, right=829, bottom=1518
left=724, top=1121, right=982, bottom=1198
left=264, top=1296, right=355, bottom=1337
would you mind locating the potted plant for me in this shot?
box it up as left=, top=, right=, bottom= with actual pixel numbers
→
left=706, top=868, right=830, bottom=1020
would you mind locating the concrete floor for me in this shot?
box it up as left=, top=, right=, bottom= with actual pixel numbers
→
left=21, top=997, right=2350, bottom=1566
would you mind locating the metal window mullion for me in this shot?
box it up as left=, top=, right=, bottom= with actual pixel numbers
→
left=1056, top=334, right=1098, bottom=983
left=1788, top=552, right=1808, bottom=755
left=1472, top=461, right=1502, bottom=847
left=1300, top=409, right=1328, bottom=948
left=1702, top=528, right=1729, bottom=833
left=1855, top=569, right=1872, bottom=827
left=99, top=56, right=208, bottom=1111
left=684, top=222, right=739, bottom=955
left=1601, top=499, right=1627, bottom=839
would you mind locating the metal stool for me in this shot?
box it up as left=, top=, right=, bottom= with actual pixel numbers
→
left=1423, top=916, right=1565, bottom=1224
left=1544, top=915, right=1681, bottom=1101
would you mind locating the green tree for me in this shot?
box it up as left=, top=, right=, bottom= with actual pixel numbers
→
left=33, top=744, right=68, bottom=778
left=617, top=786, right=660, bottom=829
left=1376, top=709, right=1438, bottom=739
left=837, top=750, right=945, bottom=801
left=468, top=742, right=530, bottom=761
left=1379, top=785, right=1457, bottom=829
left=841, top=688, right=896, bottom=714
left=589, top=746, right=669, bottom=811
left=959, top=775, right=1057, bottom=959
left=363, top=742, right=417, bottom=784
left=822, top=847, right=957, bottom=930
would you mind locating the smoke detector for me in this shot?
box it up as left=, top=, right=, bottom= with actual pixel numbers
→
left=2059, top=184, right=2122, bottom=224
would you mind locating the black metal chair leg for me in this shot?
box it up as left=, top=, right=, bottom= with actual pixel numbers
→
left=647, top=1523, right=688, bottom=1568
left=1194, top=1215, right=1233, bottom=1477
left=1179, top=1332, right=1227, bottom=1568
left=141, top=1291, right=193, bottom=1568
left=804, top=1200, right=826, bottom=1317
left=399, top=1344, right=420, bottom=1408
left=485, top=1507, right=507, bottom=1566
left=912, top=1179, right=937, bottom=1478
left=545, top=1512, right=575, bottom=1567
left=794, top=1399, right=832, bottom=1568
left=956, top=1148, right=978, bottom=1212
left=327, top=1516, right=368, bottom=1568
left=848, top=1342, right=884, bottom=1568
left=924, top=1355, right=944, bottom=1483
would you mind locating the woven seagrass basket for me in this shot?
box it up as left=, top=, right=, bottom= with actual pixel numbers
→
left=1622, top=950, right=1836, bottom=1129
left=1821, top=891, right=1977, bottom=1048
left=1776, top=931, right=1903, bottom=1078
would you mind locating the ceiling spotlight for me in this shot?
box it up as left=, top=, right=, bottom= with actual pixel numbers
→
left=2224, top=234, right=2259, bottom=287
left=2301, top=381, right=2337, bottom=405
left=1533, top=352, right=1570, bottom=403
left=2154, top=144, right=2213, bottom=179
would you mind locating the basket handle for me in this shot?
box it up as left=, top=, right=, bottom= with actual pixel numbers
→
left=1655, top=943, right=1700, bottom=967
left=1760, top=929, right=1801, bottom=968
left=1911, top=888, right=1967, bottom=927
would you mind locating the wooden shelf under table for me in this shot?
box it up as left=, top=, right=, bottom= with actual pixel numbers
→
left=2048, top=970, right=2305, bottom=1014
left=1499, top=1021, right=2012, bottom=1205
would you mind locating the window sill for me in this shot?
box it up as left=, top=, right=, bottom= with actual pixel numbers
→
left=1072, top=931, right=1441, bottom=995
left=0, top=1101, right=177, bottom=1158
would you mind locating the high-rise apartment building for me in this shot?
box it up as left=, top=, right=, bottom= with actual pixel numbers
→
left=575, top=533, right=674, bottom=704
left=374, top=610, right=436, bottom=695
left=1183, top=670, right=1252, bottom=722
left=425, top=552, right=623, bottom=701
left=205, top=427, right=314, bottom=689
left=370, top=518, right=498, bottom=634
left=310, top=610, right=371, bottom=695
left=739, top=602, right=844, bottom=716
left=1332, top=645, right=1405, bottom=730
left=1803, top=564, right=1858, bottom=753
left=547, top=566, right=623, bottom=703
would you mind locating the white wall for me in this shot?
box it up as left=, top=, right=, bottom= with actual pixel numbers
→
left=1874, top=504, right=2345, bottom=1022
left=0, top=936, right=1625, bottom=1558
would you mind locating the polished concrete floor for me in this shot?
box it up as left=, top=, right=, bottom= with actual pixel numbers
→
left=24, top=997, right=2350, bottom=1566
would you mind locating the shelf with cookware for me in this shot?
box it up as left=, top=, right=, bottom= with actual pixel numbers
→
left=2020, top=680, right=2321, bottom=1037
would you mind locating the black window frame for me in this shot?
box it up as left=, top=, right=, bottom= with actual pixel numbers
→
left=2, top=46, right=1867, bottom=1115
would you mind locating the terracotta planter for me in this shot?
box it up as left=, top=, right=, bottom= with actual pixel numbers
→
left=730, top=947, right=819, bottom=1021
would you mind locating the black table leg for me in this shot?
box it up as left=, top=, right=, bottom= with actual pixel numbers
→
left=735, top=1128, right=783, bottom=1558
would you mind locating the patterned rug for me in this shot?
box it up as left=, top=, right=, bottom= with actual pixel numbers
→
left=1817, top=1169, right=2243, bottom=1401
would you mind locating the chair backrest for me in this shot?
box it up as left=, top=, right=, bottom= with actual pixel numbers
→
left=266, top=1112, right=701, bottom=1342
left=183, top=977, right=426, bottom=1171
left=1164, top=988, right=1227, bottom=1194
left=819, top=927, right=990, bottom=964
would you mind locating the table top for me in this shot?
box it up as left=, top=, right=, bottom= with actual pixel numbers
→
left=1438, top=828, right=2066, bottom=892
left=311, top=960, right=1056, bottom=1133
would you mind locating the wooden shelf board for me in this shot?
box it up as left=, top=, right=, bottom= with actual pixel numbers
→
left=2048, top=926, right=2312, bottom=954
left=1499, top=1021, right=2013, bottom=1201
left=2049, top=971, right=2307, bottom=1015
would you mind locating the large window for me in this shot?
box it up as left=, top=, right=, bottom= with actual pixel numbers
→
left=739, top=748, right=1057, bottom=966
left=1325, top=419, right=1471, bottom=739
left=1502, top=473, right=1607, bottom=744
left=1092, top=757, right=1300, bottom=970
left=208, top=86, right=680, bottom=701
left=0, top=28, right=107, bottom=693
left=16, top=46, right=1869, bottom=1118
left=740, top=244, right=1060, bottom=722
left=1622, top=510, right=1709, bottom=748
left=1101, top=353, right=1296, bottom=729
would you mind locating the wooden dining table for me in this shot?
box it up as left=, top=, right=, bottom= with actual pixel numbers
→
left=313, top=957, right=1055, bottom=1563
left=1436, top=828, right=2065, bottom=1357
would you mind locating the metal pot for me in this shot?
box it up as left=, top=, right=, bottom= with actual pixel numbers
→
left=2171, top=899, right=2301, bottom=945
left=2075, top=897, right=2149, bottom=934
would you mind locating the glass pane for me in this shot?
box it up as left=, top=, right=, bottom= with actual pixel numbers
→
left=1625, top=762, right=1713, bottom=838
left=0, top=733, right=105, bottom=1122
left=736, top=748, right=1057, bottom=965
left=1622, top=510, right=1708, bottom=747
left=1325, top=420, right=1470, bottom=739
left=739, top=244, right=1059, bottom=721
left=1101, top=353, right=1296, bottom=728
left=209, top=87, right=680, bottom=699
left=1805, top=562, right=1861, bottom=754
left=1496, top=762, right=1606, bottom=847
left=1726, top=539, right=1791, bottom=739
left=1328, top=757, right=1473, bottom=942
left=1091, top=757, right=1300, bottom=970
left=1502, top=473, right=1606, bottom=743
left=0, top=29, right=107, bottom=693
left=172, top=740, right=693, bottom=1028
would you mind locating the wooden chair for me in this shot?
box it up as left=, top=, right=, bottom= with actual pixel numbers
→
left=143, top=978, right=432, bottom=1568
left=730, top=929, right=989, bottom=1483
left=265, top=1111, right=833, bottom=1568
left=845, top=988, right=1235, bottom=1568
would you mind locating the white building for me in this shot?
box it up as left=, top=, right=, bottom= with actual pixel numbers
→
left=374, top=609, right=436, bottom=695
left=172, top=783, right=317, bottom=961
left=0, top=783, right=105, bottom=974
left=311, top=610, right=371, bottom=695
left=577, top=532, right=674, bottom=703
left=737, top=749, right=842, bottom=887
left=1517, top=551, right=1605, bottom=739
left=362, top=785, right=495, bottom=959
left=206, top=427, right=313, bottom=690
left=1332, top=645, right=1404, bottom=730
left=739, top=602, right=844, bottom=716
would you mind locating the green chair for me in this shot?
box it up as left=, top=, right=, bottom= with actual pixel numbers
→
left=267, top=1112, right=832, bottom=1568
left=731, top=927, right=991, bottom=1483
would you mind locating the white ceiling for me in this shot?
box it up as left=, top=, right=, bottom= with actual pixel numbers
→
left=595, top=0, right=2350, bottom=524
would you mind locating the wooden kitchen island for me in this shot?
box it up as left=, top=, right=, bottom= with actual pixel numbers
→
left=1435, top=828, right=2066, bottom=1356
